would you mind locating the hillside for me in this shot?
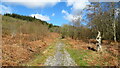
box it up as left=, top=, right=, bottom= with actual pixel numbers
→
left=2, top=15, right=59, bottom=66
left=4, top=13, right=59, bottom=29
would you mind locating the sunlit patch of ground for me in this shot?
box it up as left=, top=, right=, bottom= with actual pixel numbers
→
left=2, top=33, right=59, bottom=66
left=64, top=38, right=119, bottom=66
left=44, top=41, right=76, bottom=66
left=23, top=41, right=57, bottom=66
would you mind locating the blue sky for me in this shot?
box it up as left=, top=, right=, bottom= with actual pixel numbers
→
left=1, top=0, right=90, bottom=26
left=3, top=2, right=71, bottom=26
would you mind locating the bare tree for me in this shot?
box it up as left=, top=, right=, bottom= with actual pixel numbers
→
left=113, top=8, right=120, bottom=42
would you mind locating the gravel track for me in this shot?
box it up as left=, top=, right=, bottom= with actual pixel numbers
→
left=44, top=42, right=76, bottom=66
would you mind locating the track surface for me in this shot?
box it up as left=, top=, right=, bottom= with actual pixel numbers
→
left=44, top=42, right=76, bottom=66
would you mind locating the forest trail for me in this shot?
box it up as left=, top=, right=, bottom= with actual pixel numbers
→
left=44, top=41, right=76, bottom=66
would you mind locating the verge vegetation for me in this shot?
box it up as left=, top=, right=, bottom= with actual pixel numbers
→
left=2, top=15, right=59, bottom=66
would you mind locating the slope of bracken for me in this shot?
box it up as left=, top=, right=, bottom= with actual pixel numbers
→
left=65, top=38, right=119, bottom=66
left=2, top=33, right=59, bottom=66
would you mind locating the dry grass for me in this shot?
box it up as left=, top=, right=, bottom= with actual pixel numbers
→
left=2, top=33, right=59, bottom=66
left=65, top=38, right=119, bottom=66
left=2, top=16, right=60, bottom=66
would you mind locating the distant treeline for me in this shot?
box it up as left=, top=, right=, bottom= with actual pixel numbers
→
left=52, top=2, right=120, bottom=42
left=4, top=13, right=59, bottom=28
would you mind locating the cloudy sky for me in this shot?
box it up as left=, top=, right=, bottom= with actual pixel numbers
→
left=1, top=0, right=91, bottom=26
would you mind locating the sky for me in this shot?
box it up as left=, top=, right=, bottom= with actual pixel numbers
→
left=0, top=0, right=106, bottom=26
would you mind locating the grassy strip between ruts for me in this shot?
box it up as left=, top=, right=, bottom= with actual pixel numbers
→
left=22, top=40, right=57, bottom=66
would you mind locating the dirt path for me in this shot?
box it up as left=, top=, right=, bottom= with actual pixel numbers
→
left=44, top=41, right=76, bottom=66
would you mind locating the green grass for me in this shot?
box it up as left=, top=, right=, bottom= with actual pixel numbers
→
left=63, top=39, right=92, bottom=66
left=66, top=47, right=89, bottom=66
left=64, top=41, right=90, bottom=66
left=22, top=41, right=57, bottom=66
left=65, top=43, right=117, bottom=66
left=63, top=39, right=118, bottom=66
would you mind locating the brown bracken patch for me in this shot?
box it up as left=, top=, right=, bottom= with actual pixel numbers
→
left=2, top=33, right=59, bottom=66
left=66, top=38, right=119, bottom=66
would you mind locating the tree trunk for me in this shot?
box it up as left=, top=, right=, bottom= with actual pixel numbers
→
left=113, top=20, right=117, bottom=42
left=96, top=31, right=102, bottom=52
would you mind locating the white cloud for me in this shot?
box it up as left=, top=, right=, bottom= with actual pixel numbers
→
left=115, top=8, right=120, bottom=18
left=0, top=5, right=12, bottom=14
left=62, top=9, right=81, bottom=23
left=66, top=0, right=90, bottom=11
left=30, top=14, right=50, bottom=21
left=52, top=13, right=55, bottom=16
left=62, top=10, right=69, bottom=15
left=2, top=0, right=90, bottom=9
left=61, top=0, right=89, bottom=23
left=2, top=0, right=60, bottom=8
